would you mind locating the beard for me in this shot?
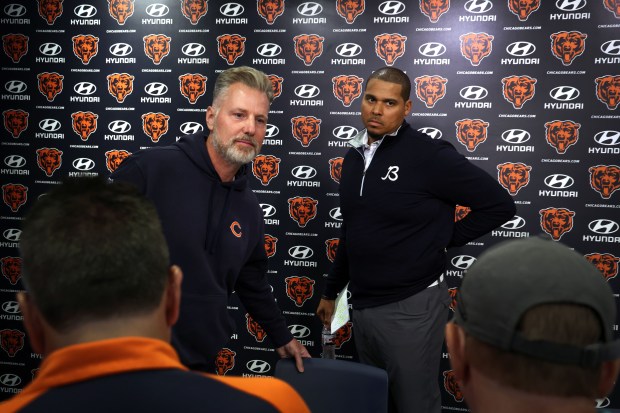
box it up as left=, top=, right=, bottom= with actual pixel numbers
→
left=210, top=130, right=261, bottom=166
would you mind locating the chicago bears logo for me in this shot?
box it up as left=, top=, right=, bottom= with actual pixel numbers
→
left=454, top=205, right=471, bottom=222
left=604, top=0, right=620, bottom=17
left=72, top=35, right=99, bottom=65
left=2, top=34, right=28, bottom=63
left=374, top=33, right=407, bottom=66
left=268, top=74, right=283, bottom=99
left=105, top=149, right=131, bottom=173
left=71, top=111, right=98, bottom=141
left=325, top=238, right=340, bottom=263
left=544, top=120, right=580, bottom=154
left=257, top=0, right=284, bottom=24
left=3, top=109, right=28, bottom=139
left=215, top=348, right=236, bottom=376
left=595, top=75, right=620, bottom=110
left=589, top=165, right=620, bottom=199
left=291, top=116, right=321, bottom=147
left=246, top=314, right=267, bottom=342
left=179, top=73, right=207, bottom=104
left=37, top=72, right=64, bottom=102
left=2, top=184, right=27, bottom=213
left=550, top=31, right=587, bottom=66
left=443, top=370, right=464, bottom=402
left=142, top=112, right=170, bottom=143
left=217, top=34, right=246, bottom=65
left=329, top=157, right=344, bottom=183
left=332, top=75, right=363, bottom=107
left=0, top=329, right=25, bottom=357
left=460, top=33, right=494, bottom=66
left=294, top=34, right=325, bottom=66
left=108, top=0, right=134, bottom=25
left=143, top=34, right=171, bottom=65
left=285, top=276, right=315, bottom=307
left=448, top=287, right=458, bottom=311
left=415, top=75, right=448, bottom=108
left=508, top=0, right=540, bottom=21
left=539, top=207, right=575, bottom=241
left=1, top=257, right=22, bottom=285
left=497, top=162, right=531, bottom=195
left=456, top=119, right=489, bottom=152
left=252, top=155, right=280, bottom=185
left=107, top=73, right=134, bottom=103
left=336, top=0, right=365, bottom=24
left=502, top=75, right=536, bottom=109
left=586, top=253, right=620, bottom=281
left=38, top=0, right=63, bottom=25
left=333, top=322, right=353, bottom=349
left=288, top=196, right=318, bottom=227
left=420, top=0, right=450, bottom=22
left=264, top=234, right=278, bottom=258
left=36, top=147, right=63, bottom=177
left=181, top=0, right=207, bottom=24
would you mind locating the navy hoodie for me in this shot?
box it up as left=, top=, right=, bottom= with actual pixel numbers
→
left=110, top=133, right=292, bottom=370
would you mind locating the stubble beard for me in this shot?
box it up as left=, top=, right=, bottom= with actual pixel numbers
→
left=210, top=129, right=261, bottom=166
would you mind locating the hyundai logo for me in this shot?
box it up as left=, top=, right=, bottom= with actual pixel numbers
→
left=72, top=158, right=95, bottom=171
left=220, top=3, right=244, bottom=16
left=182, top=43, right=206, bottom=57
left=506, top=41, right=536, bottom=57
left=418, top=127, right=442, bottom=139
left=5, top=80, right=27, bottom=94
left=333, top=125, right=358, bottom=140
left=4, top=4, right=26, bottom=17
left=0, top=374, right=21, bottom=387
left=74, top=4, right=97, bottom=18
left=588, top=219, right=619, bottom=235
left=260, top=204, right=276, bottom=217
left=144, top=82, right=168, bottom=96
left=1, top=301, right=20, bottom=314
left=146, top=3, right=169, bottom=17
left=74, top=82, right=96, bottom=96
left=288, top=324, right=311, bottom=338
left=294, top=84, right=320, bottom=99
left=39, top=43, right=62, bottom=56
left=297, top=2, right=323, bottom=16
left=595, top=398, right=611, bottom=409
left=3, top=228, right=21, bottom=241
left=379, top=1, right=406, bottom=15
left=556, top=0, right=586, bottom=11
left=257, top=43, right=282, bottom=57
left=246, top=360, right=271, bottom=374
left=419, top=42, right=447, bottom=57
left=549, top=86, right=580, bottom=101
left=601, top=40, right=620, bottom=56
left=39, top=119, right=61, bottom=132
left=265, top=124, right=280, bottom=138
left=179, top=122, right=203, bottom=135
left=108, top=120, right=131, bottom=134
left=109, top=43, right=132, bottom=57
left=329, top=207, right=343, bottom=221
left=451, top=255, right=476, bottom=270
left=459, top=86, right=488, bottom=101
left=544, top=174, right=574, bottom=189
left=501, top=129, right=531, bottom=144
left=336, top=43, right=362, bottom=57
left=291, top=165, right=317, bottom=179
left=2, top=228, right=21, bottom=241
left=594, top=130, right=620, bottom=146
left=501, top=216, right=526, bottom=230
left=288, top=246, right=314, bottom=259
left=4, top=155, right=26, bottom=168
left=464, top=0, right=493, bottom=13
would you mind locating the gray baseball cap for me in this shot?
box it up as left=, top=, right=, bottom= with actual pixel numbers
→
left=454, top=236, right=620, bottom=367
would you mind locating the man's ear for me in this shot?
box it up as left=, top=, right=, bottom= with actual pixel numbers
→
left=597, top=359, right=620, bottom=398
left=445, top=322, right=468, bottom=385
left=404, top=99, right=412, bottom=117
left=17, top=292, right=46, bottom=355
left=164, top=265, right=183, bottom=327
left=205, top=106, right=215, bottom=131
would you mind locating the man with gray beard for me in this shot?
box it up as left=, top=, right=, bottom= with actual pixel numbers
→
left=111, top=66, right=309, bottom=373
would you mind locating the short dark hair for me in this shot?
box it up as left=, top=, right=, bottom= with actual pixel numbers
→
left=367, top=67, right=411, bottom=101
left=20, top=177, right=170, bottom=332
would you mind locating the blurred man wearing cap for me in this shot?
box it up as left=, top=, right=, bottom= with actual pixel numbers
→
left=446, top=236, right=620, bottom=413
